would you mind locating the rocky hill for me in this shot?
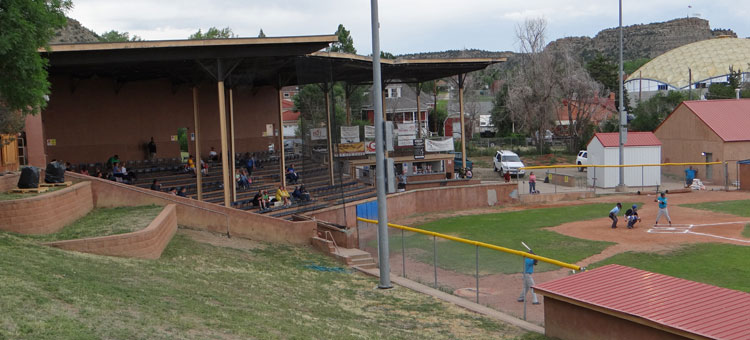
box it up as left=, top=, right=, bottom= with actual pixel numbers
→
left=50, top=17, right=100, bottom=44
left=398, top=49, right=514, bottom=60
left=547, top=17, right=736, bottom=61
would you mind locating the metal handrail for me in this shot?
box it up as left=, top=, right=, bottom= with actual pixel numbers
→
left=323, top=230, right=339, bottom=255
left=522, top=161, right=723, bottom=170
left=356, top=216, right=581, bottom=271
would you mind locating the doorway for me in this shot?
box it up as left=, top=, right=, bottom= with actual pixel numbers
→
left=704, top=152, right=713, bottom=180
left=177, top=128, right=189, bottom=162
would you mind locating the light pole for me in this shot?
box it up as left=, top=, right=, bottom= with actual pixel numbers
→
left=371, top=0, right=392, bottom=289
left=616, top=0, right=628, bottom=192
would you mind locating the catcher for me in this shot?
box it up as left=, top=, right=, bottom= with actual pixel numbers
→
left=624, top=205, right=641, bottom=229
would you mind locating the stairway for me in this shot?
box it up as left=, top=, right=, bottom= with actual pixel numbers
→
left=311, top=236, right=377, bottom=270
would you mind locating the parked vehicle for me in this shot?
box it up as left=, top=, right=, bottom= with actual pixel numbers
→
left=493, top=150, right=525, bottom=177
left=576, top=150, right=588, bottom=172
left=452, top=152, right=473, bottom=171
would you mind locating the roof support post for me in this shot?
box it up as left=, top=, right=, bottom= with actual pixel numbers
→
left=382, top=85, right=388, bottom=158
left=192, top=86, right=203, bottom=201
left=277, top=87, right=287, bottom=188
left=324, top=83, right=335, bottom=185
left=217, top=59, right=232, bottom=207
left=416, top=82, right=422, bottom=139
left=458, top=73, right=467, bottom=172
left=229, top=88, right=237, bottom=202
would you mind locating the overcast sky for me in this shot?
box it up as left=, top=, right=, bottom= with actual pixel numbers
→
left=68, top=0, right=749, bottom=55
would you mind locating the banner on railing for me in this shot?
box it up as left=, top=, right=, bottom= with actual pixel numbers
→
left=425, top=137, right=454, bottom=152
left=341, top=126, right=360, bottom=143
left=336, top=142, right=365, bottom=157
left=364, top=125, right=375, bottom=139
left=310, top=127, right=327, bottom=141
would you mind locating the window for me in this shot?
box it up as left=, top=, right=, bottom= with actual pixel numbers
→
left=283, top=92, right=290, bottom=98
left=657, top=84, right=668, bottom=91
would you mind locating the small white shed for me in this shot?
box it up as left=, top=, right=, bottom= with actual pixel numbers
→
left=586, top=132, right=662, bottom=188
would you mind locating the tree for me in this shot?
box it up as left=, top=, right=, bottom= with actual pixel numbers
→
left=257, top=29, right=266, bottom=38
left=330, top=24, right=356, bottom=54
left=628, top=91, right=687, bottom=132
left=189, top=27, right=236, bottom=39
left=586, top=53, right=631, bottom=112
left=490, top=81, right=514, bottom=137
left=99, top=30, right=142, bottom=42
left=506, top=18, right=560, bottom=153
left=0, top=0, right=71, bottom=134
left=380, top=51, right=395, bottom=59
left=705, top=67, right=750, bottom=99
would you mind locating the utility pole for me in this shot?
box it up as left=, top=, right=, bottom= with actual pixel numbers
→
left=616, top=0, right=628, bottom=192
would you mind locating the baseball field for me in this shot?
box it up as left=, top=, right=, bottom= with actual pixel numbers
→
left=384, top=190, right=750, bottom=324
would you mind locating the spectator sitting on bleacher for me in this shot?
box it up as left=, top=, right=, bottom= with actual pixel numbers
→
left=80, top=166, right=89, bottom=176
left=253, top=189, right=268, bottom=210
left=200, top=159, right=208, bottom=176
left=236, top=169, right=250, bottom=189
left=286, top=165, right=298, bottom=184
left=107, top=155, right=120, bottom=170
left=113, top=163, right=125, bottom=181
left=292, top=185, right=311, bottom=202
left=209, top=147, right=219, bottom=162
left=121, top=163, right=136, bottom=183
left=151, top=179, right=161, bottom=191
left=94, top=168, right=103, bottom=178
left=244, top=153, right=255, bottom=175
left=275, top=185, right=291, bottom=207
left=168, top=187, right=177, bottom=195
left=177, top=187, right=188, bottom=197
left=186, top=155, right=196, bottom=174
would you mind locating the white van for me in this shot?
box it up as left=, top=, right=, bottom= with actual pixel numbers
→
left=494, top=150, right=526, bottom=177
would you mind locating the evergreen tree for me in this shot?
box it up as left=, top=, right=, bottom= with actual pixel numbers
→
left=99, top=30, right=142, bottom=42
left=586, top=53, right=631, bottom=112
left=189, top=27, right=236, bottom=39
left=330, top=24, right=355, bottom=54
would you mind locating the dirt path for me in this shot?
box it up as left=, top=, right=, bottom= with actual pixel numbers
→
left=384, top=190, right=750, bottom=325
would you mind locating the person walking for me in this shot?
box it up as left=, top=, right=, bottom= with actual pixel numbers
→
left=518, top=250, right=540, bottom=305
left=147, top=137, right=157, bottom=160
left=609, top=203, right=622, bottom=229
left=529, top=172, right=537, bottom=194
left=655, top=192, right=672, bottom=225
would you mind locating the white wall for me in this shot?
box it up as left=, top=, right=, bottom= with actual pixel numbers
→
left=587, top=138, right=605, bottom=186
left=588, top=139, right=661, bottom=188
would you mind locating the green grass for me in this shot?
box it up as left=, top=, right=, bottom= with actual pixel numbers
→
left=745, top=224, right=750, bottom=238
left=389, top=204, right=626, bottom=275
left=681, top=199, right=750, bottom=217
left=0, top=231, right=538, bottom=339
left=591, top=243, right=750, bottom=292
left=0, top=187, right=64, bottom=201
left=23, top=205, right=164, bottom=242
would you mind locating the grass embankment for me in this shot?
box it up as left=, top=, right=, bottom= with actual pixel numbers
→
left=591, top=199, right=750, bottom=292
left=0, top=187, right=64, bottom=201
left=0, top=231, right=539, bottom=340
left=391, top=204, right=625, bottom=275
left=23, top=205, right=164, bottom=242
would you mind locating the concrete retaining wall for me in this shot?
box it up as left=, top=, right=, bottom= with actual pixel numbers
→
left=0, top=181, right=94, bottom=234
left=44, top=204, right=178, bottom=259
left=520, top=191, right=596, bottom=204
left=66, top=172, right=316, bottom=245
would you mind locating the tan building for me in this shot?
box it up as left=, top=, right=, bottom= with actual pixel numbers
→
left=654, top=99, right=750, bottom=185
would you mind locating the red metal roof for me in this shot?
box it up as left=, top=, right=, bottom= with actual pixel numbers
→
left=682, top=99, right=750, bottom=142
left=592, top=132, right=662, bottom=148
left=534, top=264, right=750, bottom=340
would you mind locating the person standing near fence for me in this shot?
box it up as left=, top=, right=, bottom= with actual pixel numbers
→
left=518, top=250, right=539, bottom=305
left=608, top=203, right=622, bottom=229
left=655, top=192, right=672, bottom=226
left=528, top=172, right=537, bottom=194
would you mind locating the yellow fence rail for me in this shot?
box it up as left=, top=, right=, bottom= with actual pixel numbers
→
left=521, top=161, right=723, bottom=170
left=356, top=216, right=581, bottom=271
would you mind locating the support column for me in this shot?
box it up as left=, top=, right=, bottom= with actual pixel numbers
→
left=382, top=87, right=388, bottom=158
left=416, top=82, right=422, bottom=138
left=192, top=87, right=203, bottom=201
left=217, top=62, right=231, bottom=207
left=458, top=74, right=467, bottom=171
left=324, top=85, right=335, bottom=185
left=229, top=88, right=237, bottom=202
left=277, top=88, right=287, bottom=187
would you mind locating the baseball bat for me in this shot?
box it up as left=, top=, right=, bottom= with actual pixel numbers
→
left=521, top=242, right=531, bottom=251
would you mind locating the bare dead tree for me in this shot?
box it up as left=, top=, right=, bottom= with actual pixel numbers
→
left=506, top=18, right=560, bottom=153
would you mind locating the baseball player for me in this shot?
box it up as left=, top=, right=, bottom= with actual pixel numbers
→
left=609, top=203, right=622, bottom=229
left=655, top=192, right=672, bottom=225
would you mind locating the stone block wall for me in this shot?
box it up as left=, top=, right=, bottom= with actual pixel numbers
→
left=44, top=204, right=178, bottom=259
left=0, top=172, right=19, bottom=193
left=0, top=181, right=93, bottom=234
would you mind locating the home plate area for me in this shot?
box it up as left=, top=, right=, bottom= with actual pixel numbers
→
left=648, top=221, right=750, bottom=243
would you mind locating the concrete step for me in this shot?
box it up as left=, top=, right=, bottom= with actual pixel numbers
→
left=348, top=257, right=376, bottom=267
left=354, top=263, right=378, bottom=270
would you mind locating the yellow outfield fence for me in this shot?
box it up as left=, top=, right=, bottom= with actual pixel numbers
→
left=356, top=216, right=582, bottom=271
left=521, top=161, right=723, bottom=170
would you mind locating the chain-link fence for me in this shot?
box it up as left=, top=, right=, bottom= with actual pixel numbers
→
left=356, top=217, right=581, bottom=324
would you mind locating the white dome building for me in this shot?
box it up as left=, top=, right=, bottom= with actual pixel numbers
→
left=625, top=37, right=750, bottom=99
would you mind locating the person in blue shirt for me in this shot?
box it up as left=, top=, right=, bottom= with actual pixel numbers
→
left=655, top=192, right=672, bottom=225
left=517, top=250, right=540, bottom=305
left=608, top=203, right=622, bottom=229
left=685, top=166, right=697, bottom=187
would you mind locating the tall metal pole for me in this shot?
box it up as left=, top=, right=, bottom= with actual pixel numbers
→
left=192, top=87, right=203, bottom=201
left=371, top=0, right=391, bottom=289
left=459, top=74, right=467, bottom=171
left=617, top=0, right=626, bottom=190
